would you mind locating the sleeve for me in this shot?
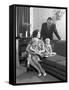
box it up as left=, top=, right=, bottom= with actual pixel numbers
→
left=53, top=24, right=61, bottom=40
left=30, top=46, right=37, bottom=52
left=26, top=44, right=36, bottom=55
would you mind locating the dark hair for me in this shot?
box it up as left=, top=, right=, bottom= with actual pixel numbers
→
left=32, top=29, right=39, bottom=38
left=47, top=17, right=52, bottom=20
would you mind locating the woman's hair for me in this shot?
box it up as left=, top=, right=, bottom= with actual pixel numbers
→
left=32, top=29, right=39, bottom=38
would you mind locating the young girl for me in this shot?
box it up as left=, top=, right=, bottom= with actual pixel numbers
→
left=44, top=38, right=56, bottom=57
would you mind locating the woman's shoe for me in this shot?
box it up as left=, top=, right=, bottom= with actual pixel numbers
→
left=38, top=73, right=42, bottom=77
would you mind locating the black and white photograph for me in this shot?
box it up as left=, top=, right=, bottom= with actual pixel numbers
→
left=9, top=5, right=67, bottom=85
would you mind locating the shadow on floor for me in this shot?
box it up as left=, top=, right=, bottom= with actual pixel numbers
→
left=16, top=67, right=60, bottom=83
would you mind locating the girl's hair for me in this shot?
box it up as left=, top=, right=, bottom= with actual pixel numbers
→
left=45, top=38, right=50, bottom=42
left=32, top=29, right=39, bottom=38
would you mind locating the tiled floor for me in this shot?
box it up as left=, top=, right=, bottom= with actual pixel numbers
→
left=16, top=66, right=61, bottom=84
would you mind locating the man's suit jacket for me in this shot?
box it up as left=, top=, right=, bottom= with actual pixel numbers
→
left=40, top=23, right=61, bottom=40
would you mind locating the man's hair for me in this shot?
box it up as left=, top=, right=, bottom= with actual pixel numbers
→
left=47, top=17, right=52, bottom=20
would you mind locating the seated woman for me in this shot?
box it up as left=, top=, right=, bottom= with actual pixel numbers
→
left=44, top=38, right=56, bottom=57
left=26, top=30, right=46, bottom=77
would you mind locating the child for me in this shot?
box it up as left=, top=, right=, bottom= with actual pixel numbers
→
left=26, top=38, right=46, bottom=77
left=44, top=38, right=56, bottom=57
left=30, top=38, right=45, bottom=57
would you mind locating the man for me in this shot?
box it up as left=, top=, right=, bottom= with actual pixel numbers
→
left=40, top=17, right=61, bottom=40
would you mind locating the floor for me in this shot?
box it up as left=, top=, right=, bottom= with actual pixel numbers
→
left=16, top=66, right=61, bottom=84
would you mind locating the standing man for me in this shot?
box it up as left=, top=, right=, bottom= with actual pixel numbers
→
left=40, top=17, right=61, bottom=40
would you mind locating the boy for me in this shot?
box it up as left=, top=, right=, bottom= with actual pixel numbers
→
left=44, top=38, right=56, bottom=57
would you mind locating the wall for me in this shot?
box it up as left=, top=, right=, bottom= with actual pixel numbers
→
left=33, top=8, right=54, bottom=30
left=55, top=12, right=66, bottom=40
left=31, top=7, right=66, bottom=40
